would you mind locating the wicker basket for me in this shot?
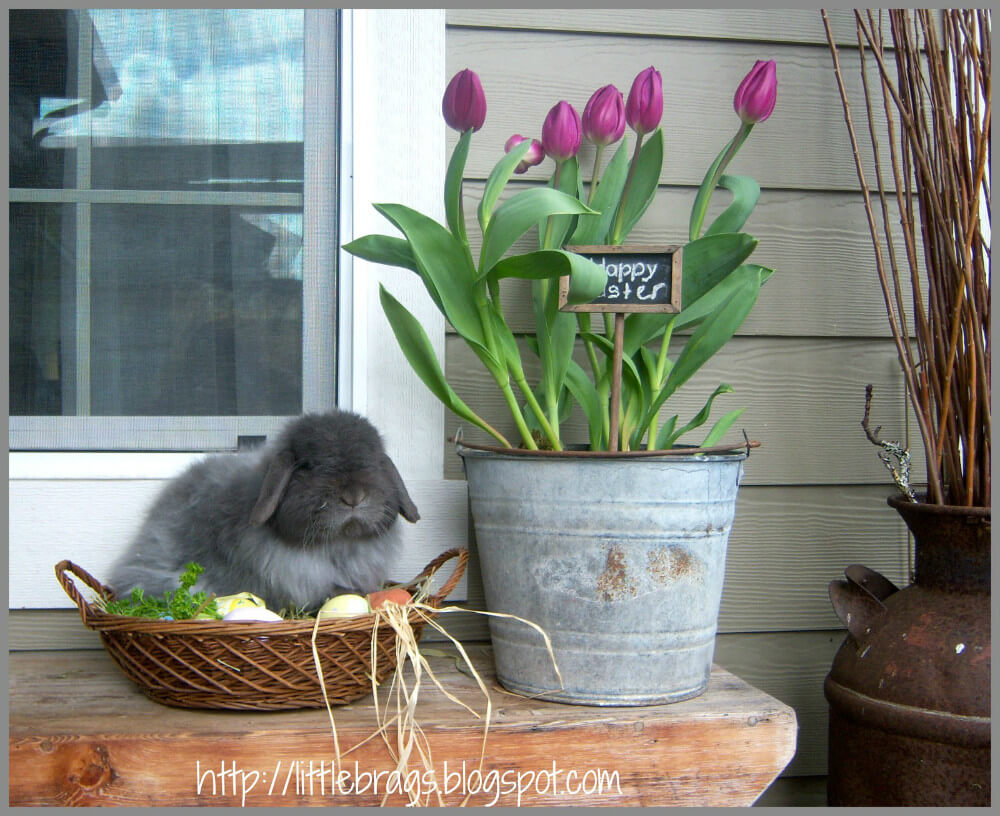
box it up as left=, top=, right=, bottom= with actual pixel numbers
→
left=55, top=548, right=468, bottom=711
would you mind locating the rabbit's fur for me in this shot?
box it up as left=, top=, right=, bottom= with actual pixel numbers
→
left=108, top=411, right=419, bottom=611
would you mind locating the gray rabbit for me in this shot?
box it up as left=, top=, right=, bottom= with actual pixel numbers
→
left=108, top=411, right=420, bottom=611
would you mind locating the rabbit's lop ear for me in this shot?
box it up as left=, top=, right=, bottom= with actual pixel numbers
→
left=250, top=449, right=296, bottom=526
left=383, top=454, right=420, bottom=523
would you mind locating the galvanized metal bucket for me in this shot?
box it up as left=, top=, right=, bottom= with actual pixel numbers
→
left=457, top=443, right=747, bottom=706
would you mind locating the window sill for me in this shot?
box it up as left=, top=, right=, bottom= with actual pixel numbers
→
left=9, top=451, right=206, bottom=481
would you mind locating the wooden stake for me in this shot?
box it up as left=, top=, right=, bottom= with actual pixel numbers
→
left=608, top=312, right=625, bottom=451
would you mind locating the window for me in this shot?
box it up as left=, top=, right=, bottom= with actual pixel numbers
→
left=9, top=9, right=339, bottom=450
left=10, top=10, right=452, bottom=612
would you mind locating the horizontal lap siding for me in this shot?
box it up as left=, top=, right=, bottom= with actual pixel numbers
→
left=447, top=181, right=920, bottom=338
left=444, top=11, right=909, bottom=797
left=447, top=29, right=893, bottom=192
left=443, top=335, right=921, bottom=485
left=448, top=9, right=872, bottom=47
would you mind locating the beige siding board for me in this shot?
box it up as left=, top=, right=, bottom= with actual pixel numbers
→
left=447, top=29, right=893, bottom=192
left=443, top=335, right=923, bottom=486
left=717, top=485, right=908, bottom=632
left=444, top=181, right=918, bottom=338
left=448, top=9, right=872, bottom=47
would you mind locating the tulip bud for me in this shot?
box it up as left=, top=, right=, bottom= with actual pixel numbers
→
left=505, top=134, right=545, bottom=174
left=541, top=100, right=582, bottom=163
left=582, top=84, right=626, bottom=147
left=442, top=68, right=486, bottom=132
left=733, top=60, right=777, bottom=124
left=625, top=66, right=663, bottom=136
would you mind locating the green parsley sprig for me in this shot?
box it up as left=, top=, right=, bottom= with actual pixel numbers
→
left=103, top=562, right=221, bottom=620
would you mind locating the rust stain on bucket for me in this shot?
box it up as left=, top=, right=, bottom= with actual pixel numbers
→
left=596, top=545, right=638, bottom=601
left=648, top=546, right=704, bottom=584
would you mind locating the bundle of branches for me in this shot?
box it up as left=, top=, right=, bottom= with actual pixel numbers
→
left=823, top=9, right=990, bottom=507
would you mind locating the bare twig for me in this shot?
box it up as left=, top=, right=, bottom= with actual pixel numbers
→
left=822, top=9, right=991, bottom=508
left=862, top=385, right=916, bottom=501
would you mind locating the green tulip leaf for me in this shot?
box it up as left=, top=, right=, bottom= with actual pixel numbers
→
left=640, top=273, right=761, bottom=432
left=479, top=188, right=595, bottom=277
left=570, top=138, right=630, bottom=245
left=613, top=128, right=664, bottom=243
left=681, top=232, right=758, bottom=309
left=660, top=383, right=735, bottom=448
left=344, top=232, right=444, bottom=314
left=374, top=203, right=484, bottom=346
left=623, top=312, right=675, bottom=356
left=532, top=277, right=577, bottom=426
left=565, top=359, right=605, bottom=450
left=654, top=414, right=679, bottom=450
left=701, top=407, right=746, bottom=448
left=677, top=263, right=773, bottom=332
left=445, top=129, right=474, bottom=242
left=542, top=157, right=581, bottom=250
left=342, top=234, right=417, bottom=272
left=488, top=250, right=606, bottom=304
left=478, top=138, right=531, bottom=234
left=704, top=174, right=760, bottom=237
left=379, top=285, right=504, bottom=444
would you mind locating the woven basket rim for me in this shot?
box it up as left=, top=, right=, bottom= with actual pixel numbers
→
left=55, top=547, right=468, bottom=637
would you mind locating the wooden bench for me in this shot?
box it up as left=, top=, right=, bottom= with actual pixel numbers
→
left=9, top=645, right=796, bottom=806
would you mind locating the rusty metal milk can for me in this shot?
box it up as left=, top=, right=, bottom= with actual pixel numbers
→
left=825, top=495, right=990, bottom=806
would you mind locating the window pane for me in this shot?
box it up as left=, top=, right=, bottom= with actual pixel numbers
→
left=9, top=203, right=75, bottom=415
left=8, top=8, right=333, bottom=449
left=89, top=204, right=303, bottom=417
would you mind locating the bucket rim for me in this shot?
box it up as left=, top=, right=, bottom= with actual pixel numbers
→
left=453, top=436, right=755, bottom=463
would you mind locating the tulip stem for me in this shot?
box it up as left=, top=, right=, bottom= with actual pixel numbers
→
left=514, top=374, right=563, bottom=451
left=609, top=132, right=646, bottom=245
left=587, top=144, right=605, bottom=207
left=689, top=122, right=753, bottom=242
left=646, top=316, right=677, bottom=449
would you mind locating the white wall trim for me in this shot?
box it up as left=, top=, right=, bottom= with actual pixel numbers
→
left=348, top=9, right=446, bottom=481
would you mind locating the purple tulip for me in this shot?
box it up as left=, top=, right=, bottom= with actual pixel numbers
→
left=442, top=68, right=486, bottom=132
left=582, top=84, right=626, bottom=147
left=625, top=66, right=663, bottom=136
left=541, top=101, right=582, bottom=163
left=733, top=60, right=777, bottom=124
left=505, top=134, right=545, bottom=174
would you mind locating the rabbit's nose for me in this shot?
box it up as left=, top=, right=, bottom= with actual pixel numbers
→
left=340, top=487, right=368, bottom=508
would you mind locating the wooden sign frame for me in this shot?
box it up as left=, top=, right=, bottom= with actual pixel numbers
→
left=558, top=244, right=683, bottom=314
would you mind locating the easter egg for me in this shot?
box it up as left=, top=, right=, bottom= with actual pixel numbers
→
left=317, top=594, right=371, bottom=619
left=215, top=592, right=267, bottom=617
left=223, top=606, right=284, bottom=623
left=367, top=588, right=413, bottom=609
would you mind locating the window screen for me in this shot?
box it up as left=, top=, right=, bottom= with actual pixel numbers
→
left=9, top=9, right=339, bottom=450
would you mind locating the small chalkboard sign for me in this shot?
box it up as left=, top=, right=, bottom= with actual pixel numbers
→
left=558, top=244, right=683, bottom=313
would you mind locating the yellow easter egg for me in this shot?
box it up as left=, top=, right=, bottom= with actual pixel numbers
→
left=215, top=592, right=266, bottom=617
left=317, top=594, right=371, bottom=619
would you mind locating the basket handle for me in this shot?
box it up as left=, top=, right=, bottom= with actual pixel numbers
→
left=54, top=560, right=113, bottom=624
left=413, top=547, right=469, bottom=606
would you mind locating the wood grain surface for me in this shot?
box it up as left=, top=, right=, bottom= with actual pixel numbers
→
left=9, top=647, right=796, bottom=807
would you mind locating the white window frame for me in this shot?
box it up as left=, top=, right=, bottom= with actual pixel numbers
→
left=10, top=10, right=464, bottom=610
